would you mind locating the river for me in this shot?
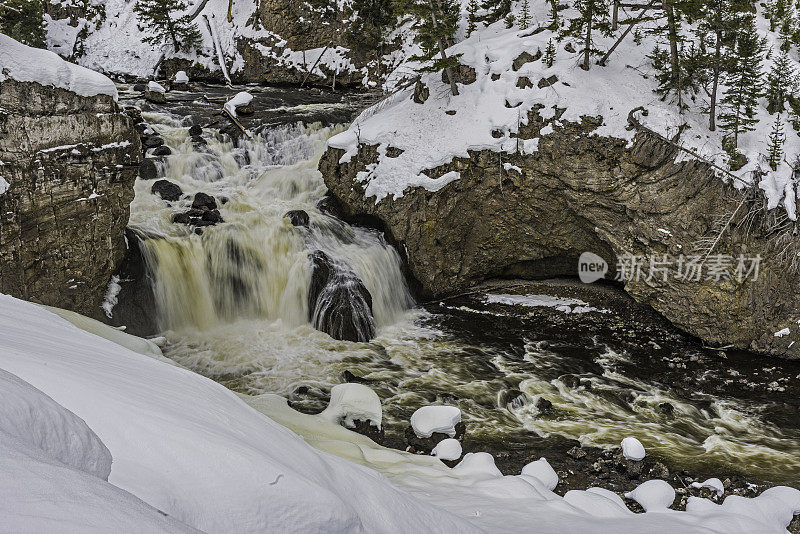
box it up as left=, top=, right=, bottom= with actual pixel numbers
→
left=117, top=82, right=800, bottom=491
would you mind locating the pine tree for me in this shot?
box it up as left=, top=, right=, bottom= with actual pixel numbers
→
left=547, top=0, right=564, bottom=28
left=481, top=0, right=511, bottom=25
left=519, top=0, right=531, bottom=30
left=504, top=12, right=516, bottom=29
left=780, top=10, right=796, bottom=52
left=561, top=0, right=613, bottom=71
left=402, top=0, right=462, bottom=96
left=544, top=38, right=557, bottom=67
left=633, top=27, right=643, bottom=45
left=766, top=51, right=798, bottom=113
left=768, top=114, right=786, bottom=170
left=346, top=0, right=395, bottom=52
left=719, top=16, right=765, bottom=149
left=134, top=0, right=202, bottom=53
left=0, top=0, right=46, bottom=48
left=466, top=0, right=480, bottom=37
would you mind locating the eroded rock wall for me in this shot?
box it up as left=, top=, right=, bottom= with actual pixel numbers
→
left=320, top=110, right=800, bottom=358
left=0, top=79, right=140, bottom=317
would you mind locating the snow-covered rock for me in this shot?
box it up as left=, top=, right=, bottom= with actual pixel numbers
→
left=563, top=488, right=633, bottom=518
left=520, top=457, right=558, bottom=491
left=147, top=80, right=166, bottom=94
left=452, top=452, right=502, bottom=479
left=431, top=438, right=462, bottom=461
left=0, top=177, right=8, bottom=195
left=0, top=34, right=117, bottom=100
left=174, top=70, right=189, bottom=84
left=410, top=405, right=461, bottom=438
left=224, top=91, right=254, bottom=118
left=319, top=383, right=382, bottom=429
left=621, top=437, right=646, bottom=461
left=691, top=478, right=725, bottom=498
left=625, top=480, right=676, bottom=512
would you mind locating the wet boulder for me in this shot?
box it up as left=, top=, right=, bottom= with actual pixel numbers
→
left=201, top=209, right=224, bottom=224
left=151, top=179, right=182, bottom=201
left=133, top=83, right=146, bottom=92
left=285, top=209, right=310, bottom=227
left=188, top=124, right=203, bottom=137
left=143, top=136, right=164, bottom=148
left=152, top=145, right=172, bottom=156
left=192, top=192, right=217, bottom=211
left=139, top=158, right=158, bottom=181
left=308, top=250, right=376, bottom=342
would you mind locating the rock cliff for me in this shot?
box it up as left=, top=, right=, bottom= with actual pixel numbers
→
left=0, top=78, right=140, bottom=317
left=320, top=109, right=800, bottom=358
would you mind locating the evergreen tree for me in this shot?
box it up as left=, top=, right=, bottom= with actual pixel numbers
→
left=504, top=12, right=516, bottom=29
left=561, top=0, right=613, bottom=71
left=719, top=16, right=765, bottom=149
left=633, top=27, right=643, bottom=45
left=519, top=0, right=531, bottom=30
left=766, top=51, right=798, bottom=113
left=780, top=10, right=796, bottom=52
left=544, top=38, right=557, bottom=67
left=402, top=0, right=462, bottom=96
left=346, top=0, right=395, bottom=53
left=466, top=0, right=480, bottom=37
left=547, top=0, right=564, bottom=28
left=0, top=0, right=46, bottom=48
left=481, top=0, right=511, bottom=25
left=767, top=114, right=786, bottom=170
left=134, top=0, right=202, bottom=53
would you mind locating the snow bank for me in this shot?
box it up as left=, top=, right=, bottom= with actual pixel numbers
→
left=0, top=34, right=117, bottom=101
left=410, top=405, right=461, bottom=438
left=621, top=437, right=646, bottom=461
left=431, top=438, right=462, bottom=461
left=224, top=90, right=253, bottom=118
left=2, top=293, right=800, bottom=533
left=319, top=383, right=382, bottom=428
left=521, top=458, right=559, bottom=491
left=625, top=480, right=675, bottom=512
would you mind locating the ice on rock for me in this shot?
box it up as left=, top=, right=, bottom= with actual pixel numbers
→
left=621, top=437, right=646, bottom=460
left=410, top=405, right=461, bottom=438
left=147, top=81, right=166, bottom=94
left=0, top=34, right=118, bottom=100
left=0, top=177, right=8, bottom=195
left=224, top=91, right=254, bottom=118
left=452, top=452, right=502, bottom=479
left=319, top=383, right=382, bottom=429
left=691, top=477, right=725, bottom=497
left=174, top=71, right=189, bottom=84
left=625, top=479, right=675, bottom=512
left=431, top=438, right=462, bottom=461
left=520, top=457, right=558, bottom=491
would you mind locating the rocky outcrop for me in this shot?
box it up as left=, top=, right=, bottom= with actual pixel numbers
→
left=320, top=108, right=800, bottom=358
left=0, top=78, right=141, bottom=318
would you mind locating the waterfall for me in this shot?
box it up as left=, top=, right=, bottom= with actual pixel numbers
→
left=128, top=117, right=413, bottom=337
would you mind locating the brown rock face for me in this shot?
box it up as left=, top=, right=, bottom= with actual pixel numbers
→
left=0, top=79, right=141, bottom=318
left=320, top=109, right=800, bottom=358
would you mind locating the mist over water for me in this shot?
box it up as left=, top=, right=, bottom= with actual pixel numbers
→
left=127, top=105, right=800, bottom=487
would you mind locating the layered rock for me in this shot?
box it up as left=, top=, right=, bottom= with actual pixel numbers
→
left=320, top=109, right=800, bottom=358
left=0, top=78, right=141, bottom=317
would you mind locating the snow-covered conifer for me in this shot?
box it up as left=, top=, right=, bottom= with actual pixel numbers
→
left=134, top=0, right=202, bottom=53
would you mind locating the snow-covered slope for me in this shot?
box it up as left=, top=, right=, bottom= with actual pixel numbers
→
left=1, top=292, right=799, bottom=533
left=330, top=4, right=800, bottom=218
left=0, top=33, right=117, bottom=100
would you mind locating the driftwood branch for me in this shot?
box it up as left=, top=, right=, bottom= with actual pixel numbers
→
left=301, top=42, right=333, bottom=87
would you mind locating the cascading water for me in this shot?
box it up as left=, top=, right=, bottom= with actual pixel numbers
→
left=129, top=117, right=413, bottom=337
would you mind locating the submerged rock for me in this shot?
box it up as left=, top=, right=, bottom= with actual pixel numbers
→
left=192, top=192, right=218, bottom=211
left=307, top=250, right=376, bottom=343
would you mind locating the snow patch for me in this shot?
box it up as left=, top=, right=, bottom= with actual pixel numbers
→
left=410, top=405, right=461, bottom=438
left=431, top=438, right=462, bottom=461
left=319, top=383, right=382, bottom=429
left=621, top=437, right=646, bottom=461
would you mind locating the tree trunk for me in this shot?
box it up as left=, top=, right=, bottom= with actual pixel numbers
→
left=663, top=0, right=682, bottom=109
left=167, top=17, right=179, bottom=52
left=429, top=0, right=459, bottom=96
left=612, top=0, right=619, bottom=31
left=227, top=0, right=233, bottom=23
left=709, top=32, right=721, bottom=131
left=582, top=3, right=593, bottom=70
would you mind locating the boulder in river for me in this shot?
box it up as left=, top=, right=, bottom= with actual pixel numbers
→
left=188, top=124, right=203, bottom=137
left=152, top=145, right=172, bottom=156
left=285, top=209, right=310, bottom=227
left=192, top=192, right=217, bottom=211
left=151, top=179, right=183, bottom=201
left=139, top=158, right=158, bottom=181
left=308, top=250, right=376, bottom=342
